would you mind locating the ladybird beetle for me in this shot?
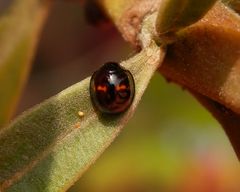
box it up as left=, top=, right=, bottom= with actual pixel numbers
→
left=90, top=62, right=135, bottom=114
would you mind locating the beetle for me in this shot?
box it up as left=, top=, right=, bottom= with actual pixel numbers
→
left=90, top=62, right=135, bottom=114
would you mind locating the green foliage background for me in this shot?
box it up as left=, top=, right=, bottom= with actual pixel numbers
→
left=1, top=1, right=240, bottom=191
left=16, top=2, right=240, bottom=191
left=69, top=75, right=240, bottom=191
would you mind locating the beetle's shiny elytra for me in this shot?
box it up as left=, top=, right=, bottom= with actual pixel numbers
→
left=90, top=62, right=135, bottom=114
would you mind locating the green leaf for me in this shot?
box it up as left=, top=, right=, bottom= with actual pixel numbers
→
left=0, top=0, right=49, bottom=127
left=0, top=28, right=165, bottom=191
left=156, top=0, right=218, bottom=35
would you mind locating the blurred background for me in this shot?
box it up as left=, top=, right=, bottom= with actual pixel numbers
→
left=15, top=1, right=240, bottom=192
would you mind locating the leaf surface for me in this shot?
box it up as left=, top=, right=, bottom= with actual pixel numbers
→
left=0, top=21, right=165, bottom=190
left=156, top=0, right=218, bottom=35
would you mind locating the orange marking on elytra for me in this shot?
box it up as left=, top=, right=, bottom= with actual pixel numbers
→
left=116, top=85, right=127, bottom=91
left=96, top=85, right=107, bottom=92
